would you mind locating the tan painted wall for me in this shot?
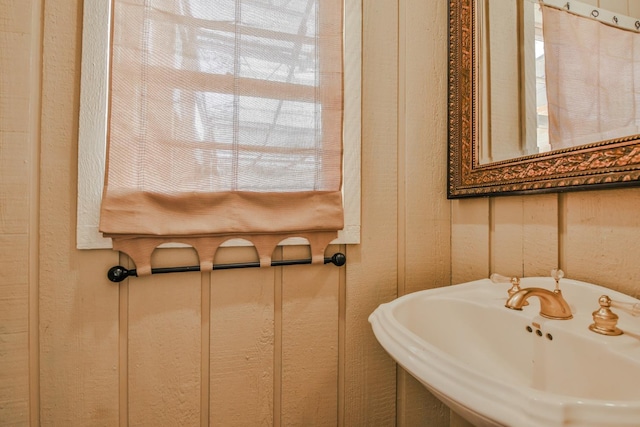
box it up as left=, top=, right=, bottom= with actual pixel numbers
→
left=3, top=0, right=639, bottom=426
left=1, top=0, right=451, bottom=426
left=451, top=0, right=640, bottom=295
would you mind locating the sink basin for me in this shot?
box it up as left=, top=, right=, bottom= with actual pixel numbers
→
left=369, top=277, right=640, bottom=427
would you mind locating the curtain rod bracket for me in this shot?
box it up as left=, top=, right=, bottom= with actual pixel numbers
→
left=107, top=252, right=346, bottom=283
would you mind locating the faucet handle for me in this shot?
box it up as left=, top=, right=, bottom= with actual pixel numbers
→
left=609, top=299, right=640, bottom=317
left=490, top=273, right=515, bottom=284
left=589, top=295, right=623, bottom=336
left=551, top=268, right=564, bottom=291
left=490, top=274, right=527, bottom=304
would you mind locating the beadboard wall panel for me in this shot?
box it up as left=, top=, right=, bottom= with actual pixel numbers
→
left=397, top=0, right=451, bottom=425
left=18, top=1, right=640, bottom=426
left=343, top=0, right=400, bottom=425
left=209, top=246, right=275, bottom=426
left=2, top=0, right=443, bottom=424
left=0, top=1, right=35, bottom=425
left=37, top=1, right=121, bottom=424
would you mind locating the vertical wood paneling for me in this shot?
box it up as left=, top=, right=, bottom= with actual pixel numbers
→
left=563, top=189, right=640, bottom=297
left=39, top=248, right=119, bottom=425
left=344, top=0, right=399, bottom=425
left=0, top=129, right=29, bottom=233
left=0, top=26, right=30, bottom=233
left=451, top=199, right=490, bottom=284
left=0, top=235, right=29, bottom=424
left=599, top=0, right=628, bottom=14
left=4, top=0, right=449, bottom=423
left=27, top=1, right=43, bottom=424
left=0, top=2, right=45, bottom=424
left=119, top=260, right=129, bottom=427
left=37, top=0, right=121, bottom=424
left=628, top=1, right=640, bottom=17
left=23, top=0, right=640, bottom=425
left=452, top=193, right=557, bottom=278
left=491, top=197, right=526, bottom=276
left=128, top=248, right=202, bottom=426
left=281, top=247, right=339, bottom=426
left=402, top=0, right=451, bottom=296
left=397, top=0, right=451, bottom=425
left=523, top=194, right=558, bottom=276
left=0, top=3, right=32, bottom=421
left=209, top=247, right=274, bottom=426
left=0, top=0, right=32, bottom=33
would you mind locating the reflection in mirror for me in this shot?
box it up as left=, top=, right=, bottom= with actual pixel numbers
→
left=480, top=0, right=640, bottom=164
left=479, top=0, right=545, bottom=164
left=448, top=0, right=640, bottom=198
left=542, top=4, right=640, bottom=148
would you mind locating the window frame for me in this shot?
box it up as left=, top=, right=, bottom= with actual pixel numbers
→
left=77, top=0, right=361, bottom=250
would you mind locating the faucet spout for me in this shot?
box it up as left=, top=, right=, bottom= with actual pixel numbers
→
left=505, top=288, right=573, bottom=320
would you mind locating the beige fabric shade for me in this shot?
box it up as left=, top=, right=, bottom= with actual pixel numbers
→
left=542, top=5, right=640, bottom=150
left=100, top=0, right=344, bottom=275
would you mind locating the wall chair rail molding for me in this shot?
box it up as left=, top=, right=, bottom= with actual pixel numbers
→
left=448, top=0, right=640, bottom=198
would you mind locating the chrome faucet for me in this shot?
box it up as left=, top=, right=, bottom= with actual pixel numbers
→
left=505, top=288, right=573, bottom=320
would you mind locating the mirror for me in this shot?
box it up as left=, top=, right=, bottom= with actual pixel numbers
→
left=448, top=0, right=640, bottom=198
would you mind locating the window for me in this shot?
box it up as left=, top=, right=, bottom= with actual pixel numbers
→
left=77, top=0, right=360, bottom=250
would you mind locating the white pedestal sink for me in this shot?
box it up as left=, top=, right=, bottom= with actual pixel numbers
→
left=369, top=277, right=640, bottom=427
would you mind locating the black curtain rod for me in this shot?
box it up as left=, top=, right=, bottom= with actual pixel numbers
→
left=107, top=252, right=346, bottom=283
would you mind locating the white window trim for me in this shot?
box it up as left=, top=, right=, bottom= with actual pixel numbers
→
left=77, top=0, right=361, bottom=250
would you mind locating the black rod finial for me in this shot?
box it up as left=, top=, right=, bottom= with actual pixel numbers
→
left=330, top=252, right=347, bottom=267
left=107, top=266, right=136, bottom=282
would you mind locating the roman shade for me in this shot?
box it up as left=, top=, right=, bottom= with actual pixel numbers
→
left=100, top=0, right=344, bottom=275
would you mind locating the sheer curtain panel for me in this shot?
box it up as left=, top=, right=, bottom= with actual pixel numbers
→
left=542, top=5, right=640, bottom=150
left=100, top=0, right=344, bottom=275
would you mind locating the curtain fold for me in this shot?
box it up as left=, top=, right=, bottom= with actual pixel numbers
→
left=100, top=0, right=344, bottom=274
left=542, top=5, right=640, bottom=150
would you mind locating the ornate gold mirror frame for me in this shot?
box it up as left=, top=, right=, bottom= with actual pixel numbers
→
left=447, top=0, right=640, bottom=198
